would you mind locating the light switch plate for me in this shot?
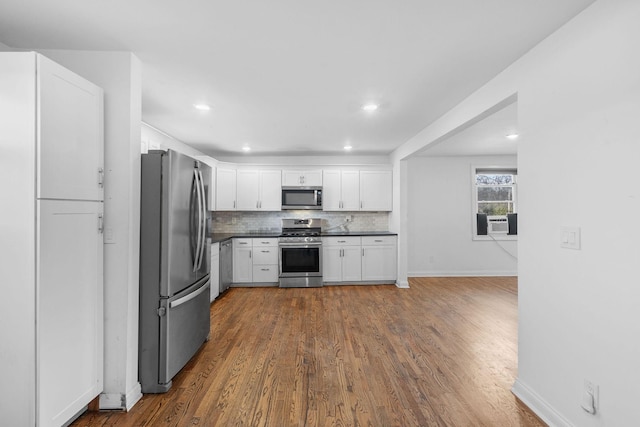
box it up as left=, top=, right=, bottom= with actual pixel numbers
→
left=560, top=226, right=581, bottom=249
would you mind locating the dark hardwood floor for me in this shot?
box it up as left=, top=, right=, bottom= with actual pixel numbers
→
left=73, top=277, right=544, bottom=426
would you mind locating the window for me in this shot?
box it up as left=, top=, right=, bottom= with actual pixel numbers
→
left=475, top=168, right=517, bottom=215
left=472, top=167, right=517, bottom=239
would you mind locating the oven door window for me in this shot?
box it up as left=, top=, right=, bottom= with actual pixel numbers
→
left=281, top=247, right=320, bottom=273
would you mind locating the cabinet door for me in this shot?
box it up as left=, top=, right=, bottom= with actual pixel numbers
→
left=322, top=246, right=343, bottom=282
left=360, top=170, right=392, bottom=211
left=233, top=247, right=253, bottom=283
left=252, top=265, right=278, bottom=282
left=341, top=171, right=360, bottom=211
left=216, top=168, right=237, bottom=210
left=258, top=170, right=282, bottom=211
left=236, top=170, right=260, bottom=210
left=341, top=246, right=362, bottom=281
left=38, top=200, right=103, bottom=427
left=362, top=245, right=397, bottom=281
left=301, top=170, right=323, bottom=187
left=282, top=170, right=304, bottom=186
left=253, top=246, right=278, bottom=264
left=38, top=55, right=104, bottom=201
left=322, top=170, right=342, bottom=210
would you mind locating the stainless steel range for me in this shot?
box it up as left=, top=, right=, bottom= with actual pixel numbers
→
left=279, top=218, right=323, bottom=288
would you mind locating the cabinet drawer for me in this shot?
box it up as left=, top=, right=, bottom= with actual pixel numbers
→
left=253, top=265, right=279, bottom=282
left=234, top=238, right=252, bottom=248
left=361, top=235, right=396, bottom=246
left=253, top=247, right=278, bottom=264
left=322, top=236, right=361, bottom=246
left=253, top=238, right=278, bottom=247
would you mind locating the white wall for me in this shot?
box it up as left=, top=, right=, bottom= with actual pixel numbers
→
left=142, top=122, right=208, bottom=159
left=38, top=50, right=144, bottom=411
left=407, top=155, right=517, bottom=276
left=392, top=0, right=640, bottom=425
left=514, top=1, right=640, bottom=425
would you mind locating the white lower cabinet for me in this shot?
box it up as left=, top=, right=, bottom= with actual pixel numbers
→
left=361, top=236, right=397, bottom=281
left=210, top=242, right=220, bottom=301
left=233, top=238, right=279, bottom=284
left=233, top=238, right=253, bottom=283
left=322, top=237, right=362, bottom=282
left=323, top=235, right=397, bottom=284
left=252, top=239, right=279, bottom=283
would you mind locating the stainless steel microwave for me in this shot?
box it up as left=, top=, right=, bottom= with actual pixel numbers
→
left=281, top=187, right=322, bottom=210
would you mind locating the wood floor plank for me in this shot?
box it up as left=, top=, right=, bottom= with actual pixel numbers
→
left=72, top=277, right=545, bottom=427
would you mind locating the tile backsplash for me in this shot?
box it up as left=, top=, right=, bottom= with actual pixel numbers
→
left=211, top=211, right=389, bottom=233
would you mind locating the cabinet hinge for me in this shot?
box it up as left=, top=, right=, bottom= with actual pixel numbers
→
left=98, top=214, right=104, bottom=234
left=157, top=307, right=166, bottom=317
left=98, top=167, right=104, bottom=188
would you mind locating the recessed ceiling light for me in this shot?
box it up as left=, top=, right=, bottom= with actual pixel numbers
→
left=242, top=146, right=251, bottom=152
left=506, top=133, right=519, bottom=140
left=194, top=103, right=211, bottom=111
left=344, top=145, right=353, bottom=151
left=361, top=103, right=379, bottom=112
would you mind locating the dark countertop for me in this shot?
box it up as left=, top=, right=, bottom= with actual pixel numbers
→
left=210, top=230, right=397, bottom=243
left=210, top=232, right=281, bottom=243
left=321, top=231, right=397, bottom=237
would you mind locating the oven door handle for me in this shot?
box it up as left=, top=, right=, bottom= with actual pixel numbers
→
left=278, top=242, right=322, bottom=248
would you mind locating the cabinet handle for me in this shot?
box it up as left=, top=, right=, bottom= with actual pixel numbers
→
left=362, top=248, right=365, bottom=257
left=337, top=240, right=346, bottom=243
left=261, top=241, right=270, bottom=244
left=360, top=201, right=363, bottom=209
left=374, top=239, right=383, bottom=242
left=261, top=250, right=270, bottom=253
left=249, top=250, right=252, bottom=258
left=98, top=214, right=104, bottom=234
left=233, top=200, right=236, bottom=209
left=239, top=242, right=248, bottom=245
left=261, top=268, right=270, bottom=271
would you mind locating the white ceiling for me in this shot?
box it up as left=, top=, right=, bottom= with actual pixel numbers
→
left=416, top=101, right=518, bottom=157
left=0, top=0, right=595, bottom=158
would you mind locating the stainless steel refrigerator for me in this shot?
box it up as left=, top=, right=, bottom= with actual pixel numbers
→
left=139, top=149, right=211, bottom=393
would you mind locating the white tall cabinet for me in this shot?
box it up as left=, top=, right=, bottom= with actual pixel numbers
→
left=0, top=52, right=104, bottom=427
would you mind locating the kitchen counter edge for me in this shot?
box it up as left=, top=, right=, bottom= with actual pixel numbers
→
left=210, top=231, right=397, bottom=243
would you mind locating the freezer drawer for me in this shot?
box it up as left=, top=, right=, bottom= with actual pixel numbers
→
left=139, top=276, right=210, bottom=393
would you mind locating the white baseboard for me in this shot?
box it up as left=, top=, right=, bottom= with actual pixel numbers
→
left=99, top=382, right=142, bottom=411
left=512, top=379, right=573, bottom=427
left=408, top=270, right=517, bottom=277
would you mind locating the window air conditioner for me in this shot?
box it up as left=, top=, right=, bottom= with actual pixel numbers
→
left=487, top=216, right=509, bottom=234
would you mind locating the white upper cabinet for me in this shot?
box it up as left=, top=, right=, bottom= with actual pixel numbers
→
left=359, top=170, right=392, bottom=211
left=282, top=170, right=322, bottom=187
left=216, top=167, right=237, bottom=210
left=237, top=170, right=281, bottom=211
left=37, top=55, right=104, bottom=201
left=322, top=170, right=360, bottom=211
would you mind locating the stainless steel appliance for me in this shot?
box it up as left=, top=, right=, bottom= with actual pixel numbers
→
left=219, top=239, right=232, bottom=294
left=139, top=150, right=211, bottom=393
left=281, top=187, right=322, bottom=210
left=279, top=218, right=323, bottom=287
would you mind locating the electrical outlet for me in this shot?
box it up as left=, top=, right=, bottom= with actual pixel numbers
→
left=581, top=379, right=599, bottom=414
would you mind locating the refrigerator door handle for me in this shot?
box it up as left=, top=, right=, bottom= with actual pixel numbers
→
left=193, top=169, right=204, bottom=272
left=197, top=169, right=206, bottom=270
left=170, top=280, right=210, bottom=309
